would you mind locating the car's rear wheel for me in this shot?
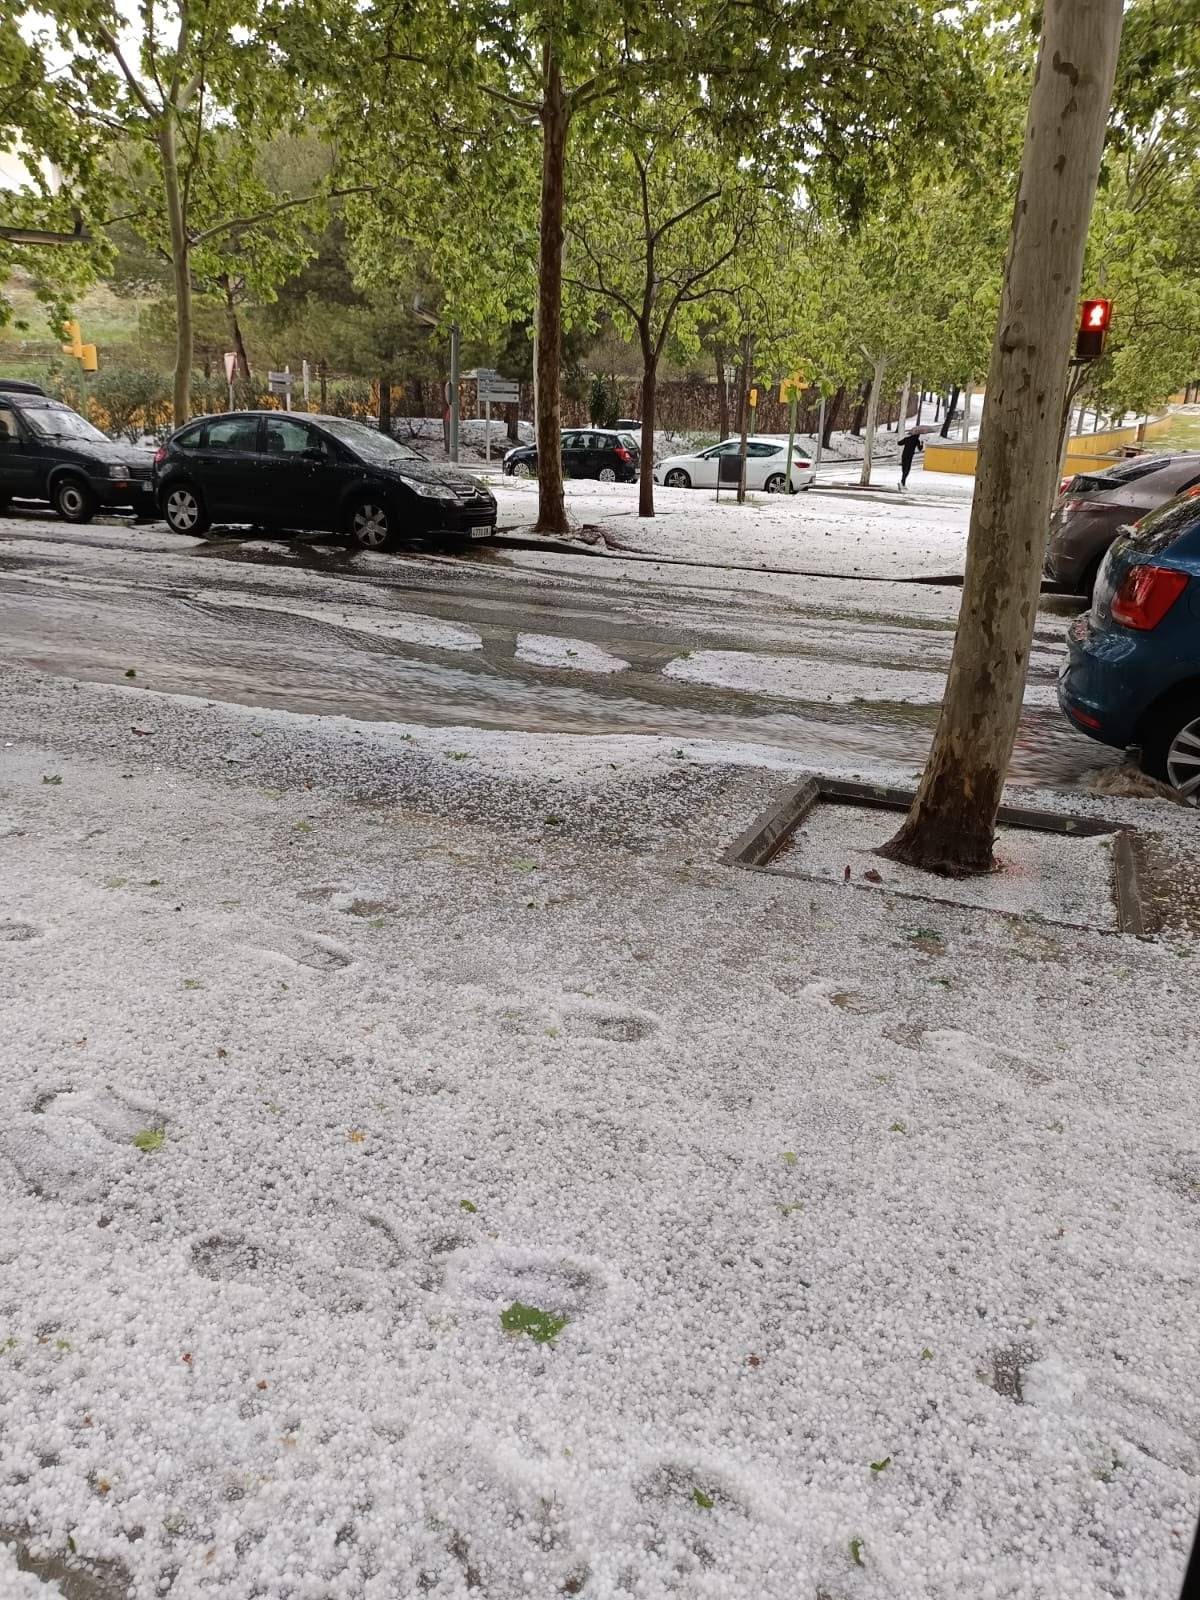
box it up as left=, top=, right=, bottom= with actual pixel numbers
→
left=512, top=461, right=535, bottom=480
left=664, top=469, right=691, bottom=489
left=764, top=473, right=788, bottom=494
left=347, top=498, right=397, bottom=551
left=598, top=466, right=617, bottom=482
left=1139, top=690, right=1200, bottom=803
left=163, top=483, right=211, bottom=536
left=52, top=475, right=98, bottom=524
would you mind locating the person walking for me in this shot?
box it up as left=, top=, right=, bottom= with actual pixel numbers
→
left=899, top=423, right=923, bottom=489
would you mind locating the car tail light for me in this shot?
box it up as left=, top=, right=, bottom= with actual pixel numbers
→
left=154, top=448, right=167, bottom=464
left=795, top=460, right=811, bottom=469
left=1061, top=498, right=1104, bottom=514
left=614, top=447, right=632, bottom=462
left=1110, top=564, right=1188, bottom=629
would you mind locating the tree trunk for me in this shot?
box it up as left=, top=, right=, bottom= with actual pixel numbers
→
left=638, top=342, right=657, bottom=518
left=714, top=345, right=729, bottom=441
left=961, top=381, right=974, bottom=442
left=897, top=372, right=912, bottom=435
left=318, top=360, right=327, bottom=411
left=506, top=401, right=519, bottom=443
left=859, top=354, right=889, bottom=486
left=734, top=333, right=754, bottom=504
left=939, top=384, right=960, bottom=437
left=220, top=275, right=251, bottom=379
left=534, top=48, right=569, bottom=534
left=822, top=385, right=843, bottom=450
left=378, top=372, right=392, bottom=434
left=850, top=381, right=869, bottom=436
left=159, top=120, right=192, bottom=428
left=880, top=0, right=1123, bottom=877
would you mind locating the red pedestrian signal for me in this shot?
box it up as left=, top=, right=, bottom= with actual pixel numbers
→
left=1075, top=299, right=1112, bottom=360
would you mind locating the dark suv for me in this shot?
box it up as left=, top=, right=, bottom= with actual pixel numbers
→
left=1044, top=452, right=1200, bottom=599
left=0, top=381, right=156, bottom=521
left=502, top=428, right=639, bottom=482
left=155, top=412, right=497, bottom=549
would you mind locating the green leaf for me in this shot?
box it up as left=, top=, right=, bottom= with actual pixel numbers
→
left=67, top=1535, right=77, bottom=1556
left=124, top=668, right=136, bottom=678
left=849, top=1537, right=865, bottom=1567
left=104, top=876, right=128, bottom=889
left=182, top=978, right=203, bottom=990
left=781, top=1151, right=798, bottom=1165
left=42, top=775, right=62, bottom=785
left=263, top=787, right=285, bottom=800
left=692, top=1488, right=714, bottom=1510
left=132, top=1128, right=164, bottom=1153
left=446, top=751, right=470, bottom=760
left=869, top=1457, right=891, bottom=1473
left=920, top=1348, right=934, bottom=1360
left=545, top=815, right=564, bottom=825
left=293, top=821, right=313, bottom=834
left=889, top=1121, right=907, bottom=1133
left=514, top=858, right=538, bottom=871
left=500, top=1301, right=568, bottom=1344
left=459, top=1199, right=478, bottom=1213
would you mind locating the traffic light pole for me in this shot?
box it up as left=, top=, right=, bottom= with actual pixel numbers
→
left=785, top=395, right=798, bottom=493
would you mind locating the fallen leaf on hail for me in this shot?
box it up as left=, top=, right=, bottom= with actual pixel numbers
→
left=347, top=1130, right=365, bottom=1143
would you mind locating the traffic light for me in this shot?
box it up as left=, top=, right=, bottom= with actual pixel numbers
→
left=61, top=319, right=84, bottom=358
left=81, top=344, right=98, bottom=373
left=1075, top=298, right=1112, bottom=361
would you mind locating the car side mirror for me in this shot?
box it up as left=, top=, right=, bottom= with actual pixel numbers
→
left=302, top=447, right=325, bottom=462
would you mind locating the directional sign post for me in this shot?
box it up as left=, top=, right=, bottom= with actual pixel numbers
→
left=477, top=374, right=520, bottom=463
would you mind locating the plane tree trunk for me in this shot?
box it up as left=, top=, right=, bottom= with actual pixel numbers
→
left=880, top=0, right=1124, bottom=876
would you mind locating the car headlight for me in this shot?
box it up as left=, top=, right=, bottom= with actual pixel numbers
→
left=107, top=464, right=130, bottom=479
left=398, top=476, right=451, bottom=500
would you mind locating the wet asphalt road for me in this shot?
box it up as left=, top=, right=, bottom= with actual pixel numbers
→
left=0, top=510, right=1109, bottom=789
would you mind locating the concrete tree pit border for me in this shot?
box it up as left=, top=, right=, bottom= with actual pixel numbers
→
left=724, top=776, right=1146, bottom=936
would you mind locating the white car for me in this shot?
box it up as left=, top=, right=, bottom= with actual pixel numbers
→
left=653, top=436, right=816, bottom=494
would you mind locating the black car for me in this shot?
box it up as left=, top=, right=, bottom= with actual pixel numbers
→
left=0, top=383, right=156, bottom=522
left=502, top=428, right=640, bottom=482
left=155, top=412, right=498, bottom=550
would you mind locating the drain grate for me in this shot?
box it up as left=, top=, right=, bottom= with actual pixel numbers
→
left=724, top=776, right=1145, bottom=935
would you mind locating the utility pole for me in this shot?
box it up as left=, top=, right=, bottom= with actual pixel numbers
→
left=736, top=332, right=753, bottom=504
left=449, top=323, right=460, bottom=463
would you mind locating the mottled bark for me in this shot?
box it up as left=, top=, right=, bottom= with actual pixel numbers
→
left=881, top=0, right=1124, bottom=876
left=534, top=47, right=569, bottom=535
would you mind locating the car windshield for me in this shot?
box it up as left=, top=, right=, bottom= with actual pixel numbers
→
left=316, top=418, right=423, bottom=463
left=22, top=406, right=109, bottom=444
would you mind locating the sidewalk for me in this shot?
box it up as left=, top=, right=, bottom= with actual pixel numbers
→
left=1, top=666, right=1196, bottom=1599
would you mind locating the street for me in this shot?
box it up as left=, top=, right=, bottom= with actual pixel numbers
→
left=0, top=507, right=1110, bottom=789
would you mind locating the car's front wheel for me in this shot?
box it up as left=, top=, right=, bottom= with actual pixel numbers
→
left=52, top=475, right=98, bottom=524
left=663, top=468, right=691, bottom=489
left=346, top=497, right=397, bottom=551
left=598, top=466, right=617, bottom=482
left=163, top=483, right=211, bottom=537
left=764, top=473, right=789, bottom=494
left=1139, top=690, right=1200, bottom=803
left=511, top=461, right=535, bottom=480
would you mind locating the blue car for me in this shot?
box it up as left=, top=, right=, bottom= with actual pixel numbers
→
left=1058, top=487, right=1200, bottom=800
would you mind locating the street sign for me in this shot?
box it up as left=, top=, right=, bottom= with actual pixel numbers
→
left=224, top=352, right=238, bottom=384
left=479, top=381, right=519, bottom=404
left=267, top=370, right=293, bottom=393
left=779, top=370, right=807, bottom=403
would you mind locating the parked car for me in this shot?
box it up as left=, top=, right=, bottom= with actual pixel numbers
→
left=155, top=412, right=497, bottom=550
left=1058, top=487, right=1200, bottom=799
left=1044, top=452, right=1200, bottom=599
left=502, top=428, right=639, bottom=482
left=653, top=436, right=816, bottom=494
left=0, top=384, right=156, bottom=521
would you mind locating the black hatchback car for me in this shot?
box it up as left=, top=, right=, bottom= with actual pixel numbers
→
left=0, top=381, right=156, bottom=521
left=1045, top=452, right=1200, bottom=598
left=155, top=412, right=497, bottom=549
left=502, top=428, right=639, bottom=482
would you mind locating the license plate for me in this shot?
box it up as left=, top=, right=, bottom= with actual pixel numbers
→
left=469, top=525, right=494, bottom=539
